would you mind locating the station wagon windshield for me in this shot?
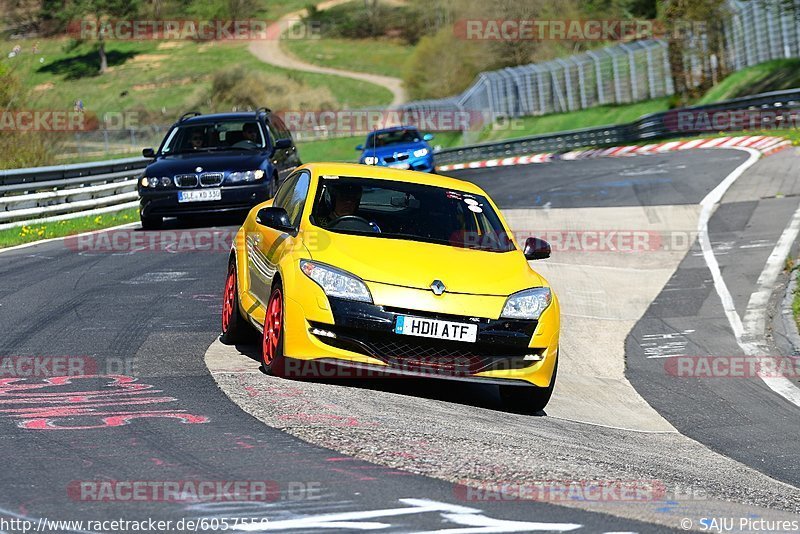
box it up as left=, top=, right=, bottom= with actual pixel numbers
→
left=311, top=176, right=515, bottom=252
left=162, top=120, right=267, bottom=154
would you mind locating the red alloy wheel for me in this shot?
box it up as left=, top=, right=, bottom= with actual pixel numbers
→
left=221, top=266, right=236, bottom=333
left=262, top=287, right=283, bottom=366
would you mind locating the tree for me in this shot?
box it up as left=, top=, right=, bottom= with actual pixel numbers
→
left=57, top=0, right=141, bottom=73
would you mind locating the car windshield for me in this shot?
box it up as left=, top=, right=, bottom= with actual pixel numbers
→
left=365, top=128, right=422, bottom=148
left=162, top=120, right=266, bottom=154
left=310, top=176, right=515, bottom=252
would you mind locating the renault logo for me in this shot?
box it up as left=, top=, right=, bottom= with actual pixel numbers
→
left=430, top=280, right=446, bottom=295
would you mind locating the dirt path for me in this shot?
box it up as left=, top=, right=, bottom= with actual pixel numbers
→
left=249, top=0, right=407, bottom=108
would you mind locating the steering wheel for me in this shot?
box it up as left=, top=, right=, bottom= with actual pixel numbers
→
left=328, top=215, right=377, bottom=232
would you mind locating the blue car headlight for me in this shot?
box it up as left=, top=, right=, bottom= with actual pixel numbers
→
left=363, top=156, right=379, bottom=165
left=227, top=169, right=264, bottom=183
left=413, top=148, right=429, bottom=158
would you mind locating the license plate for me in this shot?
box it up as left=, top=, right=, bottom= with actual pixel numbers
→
left=395, top=315, right=477, bottom=343
left=388, top=162, right=410, bottom=169
left=178, top=189, right=222, bottom=203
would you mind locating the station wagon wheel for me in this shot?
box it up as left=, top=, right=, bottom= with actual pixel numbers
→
left=262, top=284, right=285, bottom=375
left=220, top=259, right=249, bottom=344
left=268, top=174, right=279, bottom=199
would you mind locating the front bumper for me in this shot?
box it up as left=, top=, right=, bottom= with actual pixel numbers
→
left=281, top=295, right=559, bottom=387
left=139, top=183, right=269, bottom=218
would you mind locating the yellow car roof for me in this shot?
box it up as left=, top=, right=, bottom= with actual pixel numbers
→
left=297, top=162, right=487, bottom=196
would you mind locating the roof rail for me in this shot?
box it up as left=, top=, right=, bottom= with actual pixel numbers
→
left=179, top=111, right=202, bottom=122
left=256, top=107, right=272, bottom=115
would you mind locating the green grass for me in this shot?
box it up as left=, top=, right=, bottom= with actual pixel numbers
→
left=698, top=59, right=800, bottom=104
left=7, top=37, right=392, bottom=120
left=478, top=98, right=672, bottom=143
left=282, top=37, right=414, bottom=77
left=0, top=208, right=138, bottom=249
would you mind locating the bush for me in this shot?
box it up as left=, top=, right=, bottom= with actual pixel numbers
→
left=196, top=66, right=337, bottom=112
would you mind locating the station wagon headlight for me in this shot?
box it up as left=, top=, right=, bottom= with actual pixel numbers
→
left=227, top=169, right=265, bottom=183
left=140, top=176, right=169, bottom=188
left=300, top=260, right=372, bottom=303
left=413, top=148, right=429, bottom=158
left=501, top=287, right=551, bottom=320
left=363, top=156, right=379, bottom=165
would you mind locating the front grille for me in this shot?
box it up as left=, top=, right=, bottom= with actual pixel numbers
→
left=174, top=174, right=198, bottom=188
left=383, top=152, right=410, bottom=163
left=314, top=326, right=534, bottom=375
left=200, top=172, right=223, bottom=187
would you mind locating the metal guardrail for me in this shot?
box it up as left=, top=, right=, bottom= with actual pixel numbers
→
left=433, top=88, right=800, bottom=166
left=0, top=157, right=149, bottom=230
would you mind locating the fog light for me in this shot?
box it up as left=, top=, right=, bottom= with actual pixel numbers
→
left=310, top=328, right=336, bottom=338
left=523, top=353, right=543, bottom=361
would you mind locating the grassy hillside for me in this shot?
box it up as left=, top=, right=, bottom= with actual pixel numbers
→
left=697, top=59, right=800, bottom=104
left=8, top=38, right=393, bottom=121
left=282, top=37, right=414, bottom=77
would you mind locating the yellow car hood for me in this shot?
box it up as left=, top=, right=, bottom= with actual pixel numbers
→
left=307, top=229, right=545, bottom=296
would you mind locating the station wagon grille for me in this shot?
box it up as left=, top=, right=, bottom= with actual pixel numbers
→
left=200, top=172, right=224, bottom=187
left=174, top=174, right=199, bottom=188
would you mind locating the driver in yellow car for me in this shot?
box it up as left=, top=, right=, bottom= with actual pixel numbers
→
left=318, top=183, right=363, bottom=226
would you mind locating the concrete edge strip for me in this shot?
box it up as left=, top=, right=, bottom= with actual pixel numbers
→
left=436, top=136, right=790, bottom=172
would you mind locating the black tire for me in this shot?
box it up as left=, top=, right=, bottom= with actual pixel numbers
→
left=220, top=259, right=250, bottom=344
left=268, top=174, right=279, bottom=199
left=140, top=214, right=163, bottom=230
left=261, top=281, right=286, bottom=376
left=500, top=357, right=558, bottom=414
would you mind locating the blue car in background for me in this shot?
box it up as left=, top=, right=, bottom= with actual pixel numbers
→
left=357, top=126, right=435, bottom=173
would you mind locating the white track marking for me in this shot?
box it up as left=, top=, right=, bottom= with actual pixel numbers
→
left=232, top=499, right=583, bottom=532
left=741, top=202, right=800, bottom=406
left=699, top=147, right=800, bottom=408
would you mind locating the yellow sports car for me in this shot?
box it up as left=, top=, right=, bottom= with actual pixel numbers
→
left=221, top=163, right=559, bottom=412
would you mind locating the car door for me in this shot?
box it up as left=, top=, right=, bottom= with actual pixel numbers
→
left=248, top=171, right=311, bottom=305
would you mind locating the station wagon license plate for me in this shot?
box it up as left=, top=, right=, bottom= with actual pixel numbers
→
left=178, top=189, right=222, bottom=203
left=395, top=315, right=478, bottom=343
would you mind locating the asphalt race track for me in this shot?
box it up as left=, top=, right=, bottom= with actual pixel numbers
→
left=2, top=148, right=800, bottom=532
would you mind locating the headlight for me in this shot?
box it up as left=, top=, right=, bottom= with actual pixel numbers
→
left=363, top=156, right=379, bottom=165
left=227, top=169, right=265, bottom=183
left=140, top=176, right=167, bottom=188
left=500, top=287, right=551, bottom=320
left=300, top=260, right=372, bottom=303
left=413, top=148, right=429, bottom=158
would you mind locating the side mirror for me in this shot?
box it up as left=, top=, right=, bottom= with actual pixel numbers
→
left=355, top=144, right=364, bottom=151
left=274, top=138, right=292, bottom=150
left=523, top=237, right=551, bottom=260
left=256, top=207, right=293, bottom=232
left=142, top=147, right=155, bottom=158
left=423, top=133, right=434, bottom=141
